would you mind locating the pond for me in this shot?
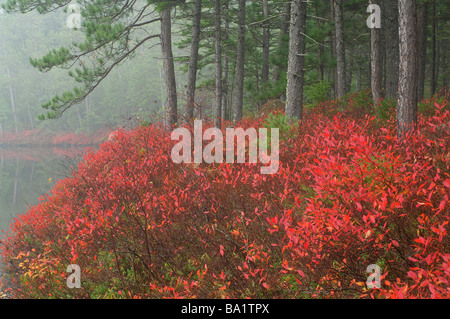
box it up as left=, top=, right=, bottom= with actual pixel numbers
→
left=0, top=146, right=93, bottom=233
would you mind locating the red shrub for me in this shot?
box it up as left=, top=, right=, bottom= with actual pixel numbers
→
left=0, top=95, right=448, bottom=299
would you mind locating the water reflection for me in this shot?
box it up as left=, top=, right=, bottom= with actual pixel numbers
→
left=0, top=146, right=91, bottom=232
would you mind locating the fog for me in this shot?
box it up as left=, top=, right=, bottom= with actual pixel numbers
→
left=0, top=3, right=189, bottom=135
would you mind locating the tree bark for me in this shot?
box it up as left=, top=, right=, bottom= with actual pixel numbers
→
left=430, top=0, right=437, bottom=96
left=222, top=0, right=230, bottom=121
left=160, top=6, right=178, bottom=127
left=333, top=0, right=346, bottom=98
left=233, top=0, right=246, bottom=123
left=285, top=0, right=307, bottom=120
left=442, top=28, right=447, bottom=89
left=346, top=51, right=353, bottom=94
left=214, top=0, right=222, bottom=128
left=397, top=0, right=418, bottom=137
left=370, top=0, right=382, bottom=107
left=185, top=0, right=202, bottom=121
left=261, top=0, right=270, bottom=95
left=330, top=0, right=338, bottom=98
left=384, top=0, right=399, bottom=100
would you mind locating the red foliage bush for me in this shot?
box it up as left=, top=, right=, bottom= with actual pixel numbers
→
left=0, top=94, right=449, bottom=299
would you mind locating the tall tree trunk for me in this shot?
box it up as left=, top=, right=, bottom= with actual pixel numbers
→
left=333, top=0, right=346, bottom=98
left=370, top=0, right=383, bottom=107
left=435, top=26, right=441, bottom=92
left=160, top=6, right=178, bottom=127
left=285, top=0, right=307, bottom=120
left=185, top=0, right=202, bottom=121
left=385, top=0, right=399, bottom=100
left=330, top=0, right=338, bottom=98
left=397, top=0, right=418, bottom=137
left=442, top=29, right=447, bottom=89
left=261, top=0, right=270, bottom=101
left=430, top=0, right=437, bottom=96
left=346, top=50, right=353, bottom=93
left=417, top=2, right=428, bottom=101
left=214, top=0, right=222, bottom=128
left=222, top=0, right=230, bottom=121
left=233, top=0, right=246, bottom=123
left=272, top=2, right=291, bottom=86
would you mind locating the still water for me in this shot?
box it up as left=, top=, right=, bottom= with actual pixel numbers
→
left=0, top=146, right=91, bottom=233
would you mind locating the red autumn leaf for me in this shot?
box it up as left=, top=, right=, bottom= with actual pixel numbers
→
left=443, top=179, right=450, bottom=188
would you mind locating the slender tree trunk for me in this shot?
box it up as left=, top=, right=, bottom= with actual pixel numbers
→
left=5, top=66, right=18, bottom=133
left=430, top=0, right=437, bottom=96
left=285, top=0, right=307, bottom=120
left=233, top=0, right=246, bottom=123
left=160, top=6, right=178, bottom=127
left=385, top=0, right=399, bottom=100
left=222, top=0, right=230, bottom=121
left=346, top=50, right=353, bottom=93
left=356, top=65, right=362, bottom=91
left=185, top=0, right=202, bottom=121
left=417, top=2, right=428, bottom=101
left=319, top=43, right=325, bottom=82
left=397, top=0, right=418, bottom=137
left=261, top=0, right=270, bottom=100
left=272, top=2, right=291, bottom=85
left=76, top=108, right=83, bottom=129
left=370, top=0, right=382, bottom=107
left=333, top=0, right=346, bottom=98
left=435, top=28, right=441, bottom=92
left=330, top=0, right=338, bottom=98
left=442, top=31, right=447, bottom=89
left=27, top=105, right=34, bottom=130
left=214, top=0, right=222, bottom=128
